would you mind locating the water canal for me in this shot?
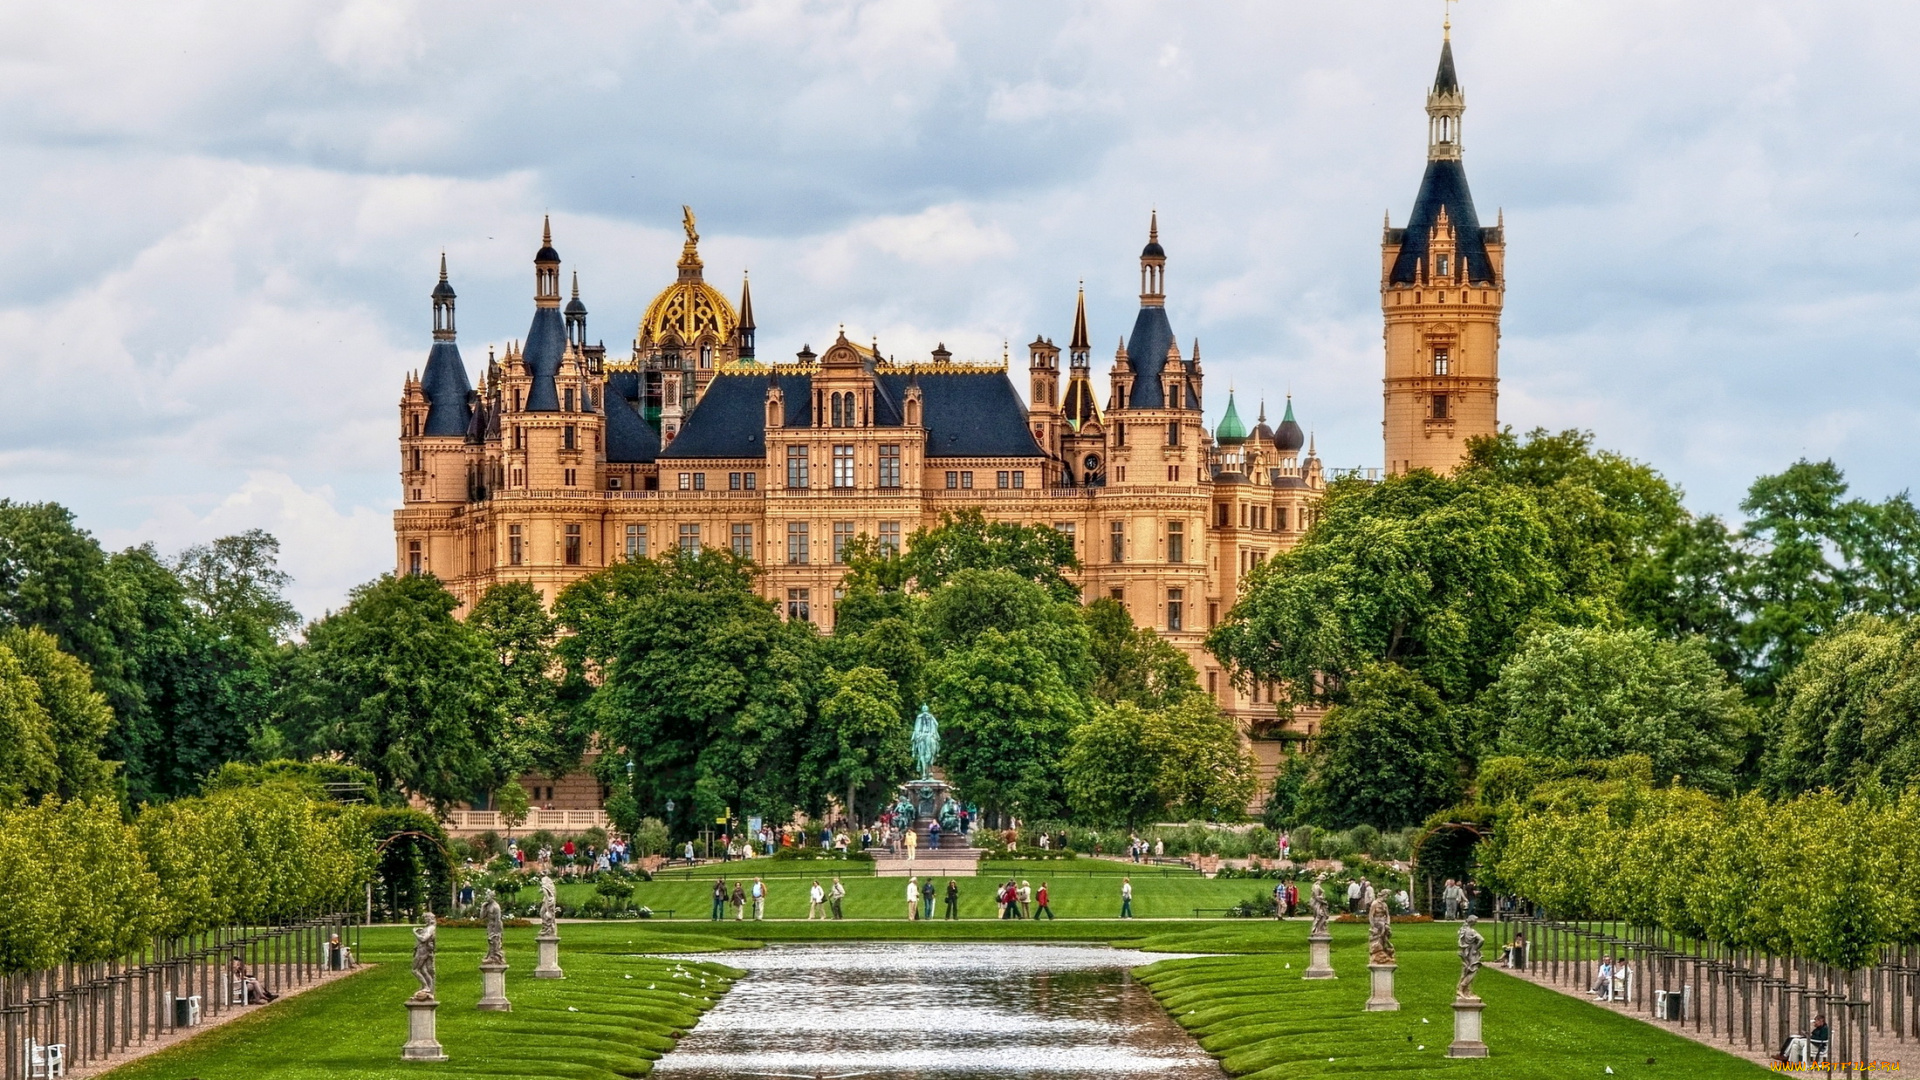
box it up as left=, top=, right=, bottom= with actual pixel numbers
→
left=650, top=943, right=1228, bottom=1078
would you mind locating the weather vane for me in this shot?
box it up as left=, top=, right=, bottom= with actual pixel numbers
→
left=1444, top=0, right=1455, bottom=37
left=681, top=205, right=698, bottom=246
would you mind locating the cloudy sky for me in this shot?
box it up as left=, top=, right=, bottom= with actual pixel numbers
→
left=2, top=0, right=1916, bottom=616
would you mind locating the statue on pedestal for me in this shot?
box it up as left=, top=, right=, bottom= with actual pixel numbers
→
left=411, top=914, right=437, bottom=999
left=539, top=874, right=559, bottom=937
left=1367, top=895, right=1396, bottom=964
left=1456, top=915, right=1485, bottom=998
left=482, top=891, right=505, bottom=965
left=1309, top=878, right=1330, bottom=936
left=912, top=704, right=940, bottom=780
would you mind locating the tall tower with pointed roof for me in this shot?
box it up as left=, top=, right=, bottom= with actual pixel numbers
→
left=1381, top=23, right=1504, bottom=475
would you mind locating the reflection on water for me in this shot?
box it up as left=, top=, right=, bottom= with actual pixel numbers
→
left=650, top=943, right=1227, bottom=1078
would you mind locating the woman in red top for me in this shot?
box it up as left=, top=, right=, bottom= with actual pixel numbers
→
left=1034, top=882, right=1054, bottom=920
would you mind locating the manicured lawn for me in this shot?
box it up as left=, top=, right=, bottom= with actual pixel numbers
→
left=103, top=926, right=741, bottom=1080
left=1133, top=921, right=1766, bottom=1077
left=102, top=919, right=1763, bottom=1078
left=558, top=861, right=1256, bottom=920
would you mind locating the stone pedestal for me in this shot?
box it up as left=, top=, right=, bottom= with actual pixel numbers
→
left=1365, top=963, right=1400, bottom=1011
left=1447, top=995, right=1488, bottom=1058
left=402, top=996, right=448, bottom=1061
left=1303, top=932, right=1336, bottom=979
left=477, top=960, right=511, bottom=1011
left=533, top=934, right=565, bottom=979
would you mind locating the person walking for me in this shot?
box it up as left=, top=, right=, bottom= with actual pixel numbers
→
left=1347, top=878, right=1362, bottom=914
left=829, top=877, right=846, bottom=919
left=998, top=880, right=1014, bottom=919
left=1273, top=881, right=1286, bottom=920
left=1034, top=881, right=1054, bottom=920
left=685, top=840, right=697, bottom=864
left=906, top=876, right=921, bottom=920
left=752, top=877, right=766, bottom=920
left=1285, top=881, right=1299, bottom=918
left=929, top=820, right=942, bottom=850
left=808, top=879, right=825, bottom=920
left=1019, top=880, right=1033, bottom=919
left=1120, top=876, right=1134, bottom=919
left=711, top=877, right=727, bottom=921
left=905, top=827, right=917, bottom=862
left=945, top=879, right=960, bottom=920
left=922, top=877, right=936, bottom=921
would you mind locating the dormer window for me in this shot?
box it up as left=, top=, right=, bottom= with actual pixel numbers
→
left=1436, top=254, right=1451, bottom=278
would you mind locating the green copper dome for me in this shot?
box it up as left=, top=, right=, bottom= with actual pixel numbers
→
left=1216, top=390, right=1248, bottom=444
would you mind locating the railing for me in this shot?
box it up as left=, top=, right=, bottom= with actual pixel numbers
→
left=439, top=808, right=610, bottom=834
left=0, top=912, right=360, bottom=1080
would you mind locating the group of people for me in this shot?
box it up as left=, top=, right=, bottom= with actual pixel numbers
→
left=1440, top=878, right=1479, bottom=920
left=502, top=836, right=629, bottom=874
left=902, top=876, right=961, bottom=920
left=991, top=880, right=1054, bottom=919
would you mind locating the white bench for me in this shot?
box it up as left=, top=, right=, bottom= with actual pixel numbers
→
left=25, top=1039, right=65, bottom=1078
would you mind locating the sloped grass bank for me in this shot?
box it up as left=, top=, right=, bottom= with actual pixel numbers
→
left=103, top=925, right=742, bottom=1080
left=1134, top=921, right=1765, bottom=1078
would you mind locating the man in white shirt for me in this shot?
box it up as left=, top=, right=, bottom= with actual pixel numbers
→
left=808, top=879, right=825, bottom=920
left=1347, top=879, right=1363, bottom=914
left=906, top=876, right=920, bottom=920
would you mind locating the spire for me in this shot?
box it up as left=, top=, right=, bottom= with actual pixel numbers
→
left=677, top=204, right=704, bottom=280
left=533, top=218, right=560, bottom=307
left=1274, top=393, right=1306, bottom=452
left=564, top=270, right=587, bottom=346
left=431, top=254, right=456, bottom=341
left=737, top=272, right=756, bottom=359
left=1069, top=282, right=1090, bottom=359
left=1139, top=211, right=1166, bottom=307
left=1216, top=389, right=1248, bottom=444
left=1426, top=24, right=1465, bottom=161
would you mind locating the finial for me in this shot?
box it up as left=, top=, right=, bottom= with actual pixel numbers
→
left=542, top=215, right=552, bottom=246
left=1258, top=398, right=1266, bottom=423
left=1149, top=208, right=1159, bottom=244
left=681, top=205, right=698, bottom=246
left=571, top=270, right=579, bottom=298
left=439, top=251, right=448, bottom=281
left=1444, top=0, right=1453, bottom=40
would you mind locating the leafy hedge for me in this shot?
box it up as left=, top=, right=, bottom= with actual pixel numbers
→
left=0, top=784, right=376, bottom=974
left=1491, top=778, right=1915, bottom=970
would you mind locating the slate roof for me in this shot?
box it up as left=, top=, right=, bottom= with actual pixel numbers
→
left=656, top=369, right=1044, bottom=461
left=1389, top=158, right=1494, bottom=285
left=419, top=341, right=472, bottom=437
left=604, top=371, right=662, bottom=463
left=520, top=308, right=567, bottom=411
left=1124, top=305, right=1175, bottom=409
left=1435, top=37, right=1459, bottom=93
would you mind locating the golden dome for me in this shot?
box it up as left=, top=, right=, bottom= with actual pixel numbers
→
left=638, top=206, right=738, bottom=346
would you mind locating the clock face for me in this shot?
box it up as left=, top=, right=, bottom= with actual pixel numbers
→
left=1083, top=454, right=1101, bottom=472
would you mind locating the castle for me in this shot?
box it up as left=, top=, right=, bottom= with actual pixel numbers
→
left=395, top=29, right=1502, bottom=816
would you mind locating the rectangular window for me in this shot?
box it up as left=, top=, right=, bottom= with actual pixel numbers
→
left=679, top=472, right=692, bottom=491
left=997, top=470, right=1010, bottom=489
left=678, top=523, right=700, bottom=554
left=1207, top=670, right=1218, bottom=697
left=693, top=473, right=706, bottom=491
left=608, top=476, right=622, bottom=490
left=1115, top=421, right=1126, bottom=446
left=564, top=524, right=582, bottom=566
left=879, top=521, right=901, bottom=554
left=1432, top=393, right=1450, bottom=419
left=1168, top=521, right=1185, bottom=564
left=744, top=472, right=757, bottom=490
left=1433, top=346, right=1451, bottom=376
left=1277, top=507, right=1289, bottom=531
left=730, top=472, right=742, bottom=490
left=1168, top=465, right=1179, bottom=482
left=1167, top=588, right=1184, bottom=632
left=1167, top=421, right=1181, bottom=447
left=833, top=521, right=855, bottom=563
left=1256, top=506, right=1266, bottom=530
left=1110, top=521, right=1125, bottom=563
left=731, top=522, right=753, bottom=558
left=508, top=525, right=523, bottom=566
left=625, top=524, right=646, bottom=558
left=407, top=540, right=422, bottom=576
left=787, top=446, right=810, bottom=489
left=1217, top=503, right=1230, bottom=527
left=1109, top=586, right=1125, bottom=605
left=946, top=471, right=959, bottom=489
left=787, top=588, right=811, bottom=623
left=787, top=522, right=810, bottom=565
left=960, top=471, right=973, bottom=489
left=833, top=445, right=855, bottom=489
left=1208, top=601, right=1219, bottom=627
left=1012, top=470, right=1025, bottom=489
left=564, top=388, right=575, bottom=412
left=564, top=468, right=576, bottom=486
left=878, top=445, right=901, bottom=488
left=1054, top=522, right=1075, bottom=551
left=563, top=424, right=576, bottom=450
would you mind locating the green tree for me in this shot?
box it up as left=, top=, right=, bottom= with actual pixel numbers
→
left=1764, top=614, right=1919, bottom=797
left=1062, top=695, right=1260, bottom=825
left=901, top=508, right=1080, bottom=601
left=920, top=569, right=1091, bottom=691
left=0, top=642, right=59, bottom=807
left=172, top=529, right=298, bottom=645
left=0, top=627, right=117, bottom=800
left=1477, top=627, right=1755, bottom=793
left=470, top=581, right=575, bottom=780
left=1299, top=663, right=1460, bottom=829
left=808, top=665, right=911, bottom=820
left=927, top=629, right=1085, bottom=820
left=1086, top=597, right=1200, bottom=709
left=585, top=550, right=818, bottom=829
left=1061, top=701, right=1161, bottom=826
left=1208, top=471, right=1576, bottom=705
left=279, top=574, right=501, bottom=812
